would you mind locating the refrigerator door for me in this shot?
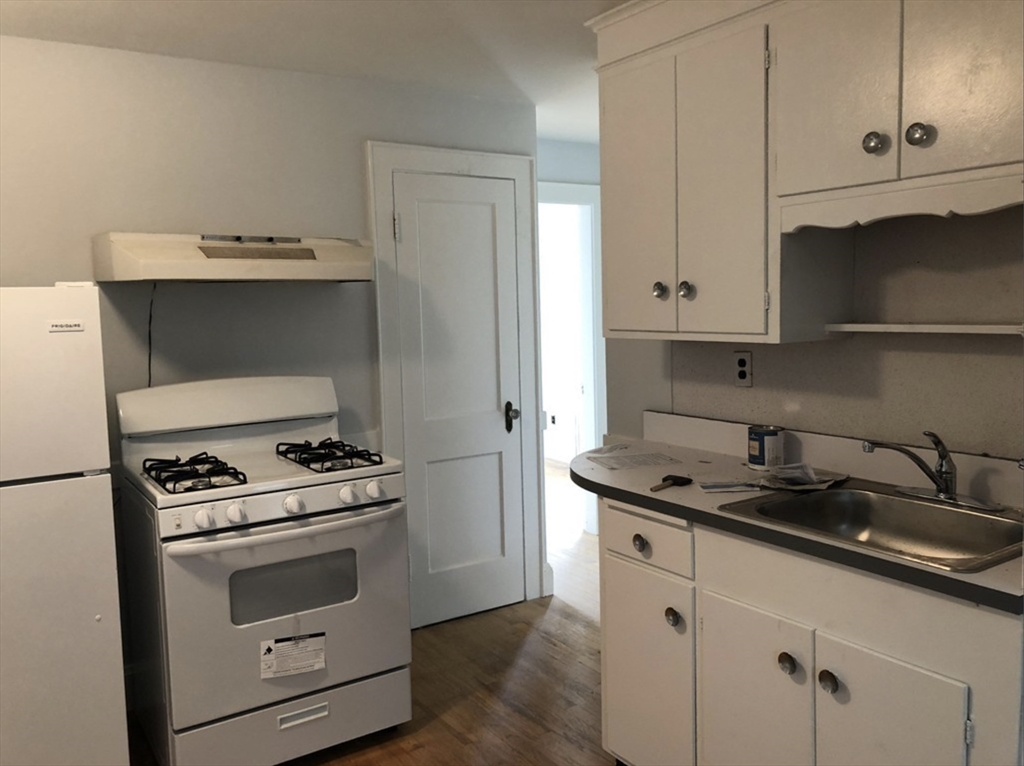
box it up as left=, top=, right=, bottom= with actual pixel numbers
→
left=0, top=285, right=110, bottom=482
left=0, top=474, right=129, bottom=766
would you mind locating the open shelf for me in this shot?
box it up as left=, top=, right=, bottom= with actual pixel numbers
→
left=825, top=323, right=1023, bottom=336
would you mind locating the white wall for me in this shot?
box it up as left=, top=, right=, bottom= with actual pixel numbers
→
left=0, top=36, right=537, bottom=457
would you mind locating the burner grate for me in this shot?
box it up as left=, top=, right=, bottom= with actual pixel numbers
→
left=276, top=438, right=384, bottom=473
left=142, top=452, right=248, bottom=494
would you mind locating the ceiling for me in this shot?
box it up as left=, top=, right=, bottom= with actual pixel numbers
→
left=0, top=0, right=625, bottom=143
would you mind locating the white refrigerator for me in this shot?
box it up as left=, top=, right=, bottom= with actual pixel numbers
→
left=0, top=285, right=129, bottom=766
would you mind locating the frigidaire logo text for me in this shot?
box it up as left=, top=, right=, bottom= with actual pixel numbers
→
left=48, top=320, right=85, bottom=333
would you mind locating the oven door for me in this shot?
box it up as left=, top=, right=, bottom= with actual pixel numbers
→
left=160, top=503, right=410, bottom=730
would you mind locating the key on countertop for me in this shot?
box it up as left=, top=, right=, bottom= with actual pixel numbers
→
left=650, top=474, right=693, bottom=492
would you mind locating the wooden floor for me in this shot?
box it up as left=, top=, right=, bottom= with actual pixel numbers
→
left=131, top=534, right=609, bottom=766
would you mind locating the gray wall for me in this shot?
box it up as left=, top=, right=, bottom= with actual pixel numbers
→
left=670, top=207, right=1024, bottom=458
left=536, top=138, right=600, bottom=184
left=0, top=36, right=537, bottom=458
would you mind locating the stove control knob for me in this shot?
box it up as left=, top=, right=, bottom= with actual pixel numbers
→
left=365, top=480, right=383, bottom=499
left=226, top=503, right=245, bottom=524
left=194, top=508, right=215, bottom=529
left=338, top=485, right=356, bottom=504
left=283, top=494, right=305, bottom=515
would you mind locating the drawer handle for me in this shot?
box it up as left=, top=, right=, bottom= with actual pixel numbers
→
left=278, top=701, right=329, bottom=730
left=664, top=607, right=682, bottom=628
left=632, top=533, right=648, bottom=553
left=818, top=669, right=840, bottom=695
left=777, top=652, right=798, bottom=675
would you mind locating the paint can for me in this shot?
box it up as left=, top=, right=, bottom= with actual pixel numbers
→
left=748, top=425, right=785, bottom=471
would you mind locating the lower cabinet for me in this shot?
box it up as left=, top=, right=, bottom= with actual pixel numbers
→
left=699, top=592, right=970, bottom=766
left=598, top=504, right=1015, bottom=766
left=600, top=503, right=696, bottom=766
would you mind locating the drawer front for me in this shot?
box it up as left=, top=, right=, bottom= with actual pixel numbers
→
left=601, top=501, right=694, bottom=579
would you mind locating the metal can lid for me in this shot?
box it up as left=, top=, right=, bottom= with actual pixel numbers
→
left=749, top=425, right=785, bottom=433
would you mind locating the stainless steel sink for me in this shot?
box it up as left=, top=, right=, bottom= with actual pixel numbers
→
left=718, top=480, right=1023, bottom=573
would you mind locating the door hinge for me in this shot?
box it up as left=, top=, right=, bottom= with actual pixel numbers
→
left=765, top=49, right=771, bottom=69
left=393, top=213, right=402, bottom=242
left=964, top=719, right=974, bottom=746
left=699, top=616, right=704, bottom=632
left=764, top=291, right=771, bottom=311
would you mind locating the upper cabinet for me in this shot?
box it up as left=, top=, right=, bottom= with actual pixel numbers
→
left=601, top=24, right=769, bottom=337
left=775, top=0, right=1024, bottom=197
left=590, top=0, right=1024, bottom=343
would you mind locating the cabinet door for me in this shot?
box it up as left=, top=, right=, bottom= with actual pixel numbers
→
left=773, top=1, right=901, bottom=196
left=600, top=56, right=678, bottom=333
left=677, top=24, right=767, bottom=335
left=602, top=554, right=695, bottom=766
left=901, top=0, right=1024, bottom=179
left=698, top=591, right=814, bottom=766
left=815, top=632, right=969, bottom=766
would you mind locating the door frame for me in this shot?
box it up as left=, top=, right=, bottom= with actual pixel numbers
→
left=367, top=141, right=551, bottom=601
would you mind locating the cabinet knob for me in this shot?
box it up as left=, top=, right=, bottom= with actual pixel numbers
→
left=678, top=280, right=694, bottom=298
left=777, top=652, right=798, bottom=675
left=861, top=131, right=885, bottom=154
left=818, top=669, right=840, bottom=694
left=652, top=281, right=668, bottom=298
left=632, top=533, right=648, bottom=553
left=904, top=122, right=930, bottom=146
left=664, top=607, right=682, bottom=628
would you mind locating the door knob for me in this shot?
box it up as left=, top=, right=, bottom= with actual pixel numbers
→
left=777, top=652, right=798, bottom=675
left=504, top=401, right=520, bottom=433
left=664, top=607, right=682, bottom=628
left=678, top=280, right=694, bottom=298
left=632, top=533, right=648, bottom=553
left=652, top=281, right=668, bottom=298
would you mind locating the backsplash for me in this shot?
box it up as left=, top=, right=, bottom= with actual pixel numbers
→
left=671, top=208, right=1024, bottom=458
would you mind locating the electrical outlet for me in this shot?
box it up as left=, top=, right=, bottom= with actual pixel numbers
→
left=734, top=351, right=752, bottom=387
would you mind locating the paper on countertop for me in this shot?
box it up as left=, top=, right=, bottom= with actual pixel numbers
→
left=697, top=464, right=848, bottom=493
left=586, top=452, right=681, bottom=470
left=698, top=480, right=762, bottom=493
left=757, top=463, right=848, bottom=491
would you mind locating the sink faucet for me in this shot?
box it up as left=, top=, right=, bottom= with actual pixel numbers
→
left=862, top=431, right=957, bottom=501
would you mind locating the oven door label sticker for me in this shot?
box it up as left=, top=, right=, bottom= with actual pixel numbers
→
left=260, top=633, right=326, bottom=679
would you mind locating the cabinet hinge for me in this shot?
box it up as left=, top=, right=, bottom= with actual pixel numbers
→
left=699, top=616, right=704, bottom=632
left=964, top=719, right=975, bottom=746
left=765, top=291, right=771, bottom=311
left=764, top=49, right=771, bottom=69
left=393, top=213, right=402, bottom=242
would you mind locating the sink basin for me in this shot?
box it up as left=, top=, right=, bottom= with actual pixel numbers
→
left=718, top=481, right=1023, bottom=573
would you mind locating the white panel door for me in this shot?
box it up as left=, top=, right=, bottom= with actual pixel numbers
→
left=815, top=632, right=969, bottom=766
left=394, top=171, right=525, bottom=628
left=677, top=24, right=767, bottom=335
left=602, top=555, right=695, bottom=766
left=698, top=591, right=814, bottom=766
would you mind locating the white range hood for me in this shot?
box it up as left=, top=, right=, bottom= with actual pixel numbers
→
left=92, top=232, right=374, bottom=282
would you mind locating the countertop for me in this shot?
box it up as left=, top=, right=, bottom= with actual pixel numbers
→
left=570, top=439, right=1023, bottom=615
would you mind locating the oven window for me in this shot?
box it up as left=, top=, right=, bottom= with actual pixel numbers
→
left=229, top=548, right=358, bottom=625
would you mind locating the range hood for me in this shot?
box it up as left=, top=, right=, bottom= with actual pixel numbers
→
left=92, top=232, right=373, bottom=282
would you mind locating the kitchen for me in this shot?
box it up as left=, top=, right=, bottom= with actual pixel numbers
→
left=0, top=1, right=1021, bottom=765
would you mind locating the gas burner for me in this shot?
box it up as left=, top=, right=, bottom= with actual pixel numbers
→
left=276, top=438, right=384, bottom=473
left=142, top=452, right=248, bottom=494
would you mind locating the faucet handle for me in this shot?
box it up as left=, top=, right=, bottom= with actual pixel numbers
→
left=923, top=431, right=950, bottom=461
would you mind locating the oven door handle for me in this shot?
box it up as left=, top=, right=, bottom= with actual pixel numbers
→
left=165, top=504, right=404, bottom=558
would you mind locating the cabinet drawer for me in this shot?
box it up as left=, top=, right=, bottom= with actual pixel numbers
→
left=601, top=502, right=694, bottom=579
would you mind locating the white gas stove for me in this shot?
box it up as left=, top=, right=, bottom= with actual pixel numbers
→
left=116, top=376, right=411, bottom=766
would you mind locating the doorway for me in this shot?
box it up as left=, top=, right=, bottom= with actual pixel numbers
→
left=538, top=181, right=605, bottom=622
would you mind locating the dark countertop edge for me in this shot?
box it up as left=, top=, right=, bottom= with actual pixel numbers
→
left=572, top=469, right=1024, bottom=617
